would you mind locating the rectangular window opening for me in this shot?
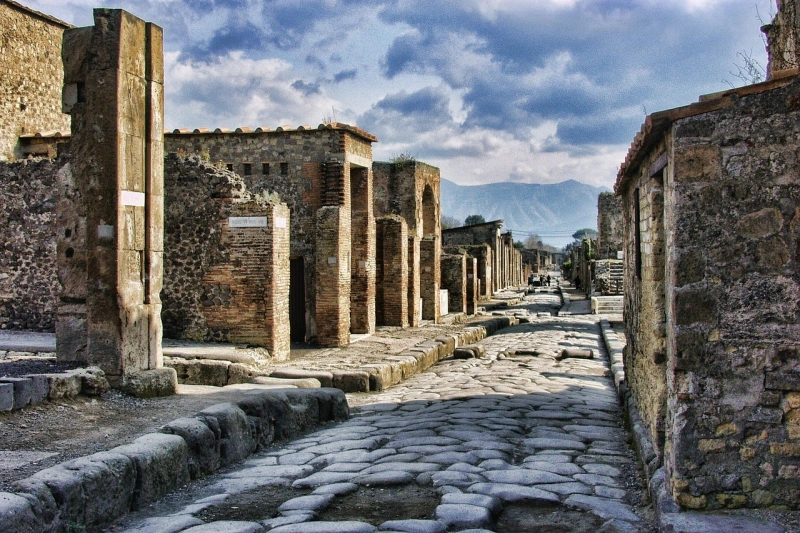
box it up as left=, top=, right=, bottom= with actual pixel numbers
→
left=243, top=163, right=252, bottom=176
left=262, top=163, right=270, bottom=175
left=280, top=162, right=289, bottom=176
left=226, top=163, right=234, bottom=172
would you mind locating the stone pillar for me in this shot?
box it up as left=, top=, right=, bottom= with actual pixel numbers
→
left=467, top=256, right=478, bottom=314
left=316, top=206, right=350, bottom=346
left=58, top=9, right=175, bottom=396
left=376, top=216, right=408, bottom=327
left=420, top=235, right=440, bottom=322
left=408, top=236, right=421, bottom=327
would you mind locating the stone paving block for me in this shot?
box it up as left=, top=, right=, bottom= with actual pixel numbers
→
left=333, top=370, right=370, bottom=392
left=112, top=433, right=190, bottom=510
left=119, top=515, right=204, bottom=533
left=364, top=364, right=394, bottom=391
left=0, top=383, right=12, bottom=411
left=270, top=520, right=377, bottom=532
left=379, top=519, right=446, bottom=533
left=0, top=492, right=44, bottom=533
left=482, top=468, right=572, bottom=485
left=564, top=494, right=640, bottom=523
left=467, top=482, right=560, bottom=503
left=440, top=492, right=503, bottom=516
left=271, top=368, right=334, bottom=388
left=199, top=403, right=257, bottom=466
left=171, top=358, right=230, bottom=387
left=353, top=471, right=415, bottom=486
left=160, top=416, right=221, bottom=479
left=182, top=521, right=264, bottom=533
left=278, top=494, right=334, bottom=512
left=0, top=377, right=33, bottom=409
left=434, top=503, right=493, bottom=529
left=24, top=465, right=84, bottom=525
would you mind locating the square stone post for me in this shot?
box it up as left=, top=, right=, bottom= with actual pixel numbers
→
left=376, top=216, right=408, bottom=327
left=421, top=235, right=440, bottom=322
left=59, top=9, right=175, bottom=396
left=408, top=236, right=421, bottom=327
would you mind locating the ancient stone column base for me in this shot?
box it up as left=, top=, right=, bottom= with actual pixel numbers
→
left=117, top=368, right=177, bottom=398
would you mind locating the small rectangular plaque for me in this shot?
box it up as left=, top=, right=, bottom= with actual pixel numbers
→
left=617, top=250, right=624, bottom=260
left=121, top=190, right=145, bottom=207
left=275, top=217, right=287, bottom=228
left=97, top=225, right=114, bottom=238
left=229, top=216, right=268, bottom=228
left=328, top=257, right=337, bottom=265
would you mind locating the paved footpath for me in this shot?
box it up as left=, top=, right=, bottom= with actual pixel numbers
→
left=114, top=292, right=655, bottom=533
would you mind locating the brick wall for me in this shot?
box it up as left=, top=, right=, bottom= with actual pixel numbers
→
left=420, top=236, right=440, bottom=322
left=315, top=206, right=350, bottom=346
left=621, top=137, right=668, bottom=460
left=162, top=155, right=290, bottom=359
left=443, top=221, right=503, bottom=293
left=0, top=158, right=60, bottom=331
left=0, top=1, right=71, bottom=161
left=376, top=215, right=408, bottom=327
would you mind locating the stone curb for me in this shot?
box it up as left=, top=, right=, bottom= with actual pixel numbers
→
left=0, top=387, right=349, bottom=533
left=0, top=367, right=109, bottom=412
left=598, top=320, right=787, bottom=533
left=272, top=316, right=518, bottom=393
left=557, top=286, right=570, bottom=315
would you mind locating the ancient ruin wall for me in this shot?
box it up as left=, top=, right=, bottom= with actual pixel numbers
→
left=441, top=253, right=467, bottom=314
left=162, top=156, right=289, bottom=357
left=597, top=192, right=623, bottom=260
left=0, top=158, right=60, bottom=331
left=0, top=1, right=71, bottom=161
left=664, top=80, right=800, bottom=510
left=763, top=0, right=800, bottom=78
left=620, top=137, right=668, bottom=460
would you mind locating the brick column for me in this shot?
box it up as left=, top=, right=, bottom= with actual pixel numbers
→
left=408, top=236, right=421, bottom=327
left=420, top=235, right=440, bottom=322
left=316, top=206, right=350, bottom=346
left=58, top=9, right=175, bottom=396
left=349, top=166, right=375, bottom=335
left=376, top=216, right=408, bottom=327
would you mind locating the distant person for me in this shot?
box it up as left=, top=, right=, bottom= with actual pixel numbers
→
left=574, top=275, right=581, bottom=289
left=546, top=274, right=551, bottom=286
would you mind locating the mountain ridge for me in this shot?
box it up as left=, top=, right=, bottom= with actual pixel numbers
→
left=440, top=178, right=610, bottom=247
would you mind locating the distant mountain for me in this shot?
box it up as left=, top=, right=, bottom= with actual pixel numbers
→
left=440, top=179, right=610, bottom=248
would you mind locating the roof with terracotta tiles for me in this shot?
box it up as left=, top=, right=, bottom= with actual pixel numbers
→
left=614, top=68, right=800, bottom=195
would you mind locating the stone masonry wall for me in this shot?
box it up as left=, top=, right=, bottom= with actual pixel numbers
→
left=0, top=158, right=60, bottom=331
left=0, top=1, right=71, bottom=162
left=664, top=80, right=800, bottom=510
left=594, top=259, right=623, bottom=296
left=621, top=137, right=668, bottom=460
left=763, top=0, right=800, bottom=78
left=598, top=192, right=623, bottom=260
left=162, top=156, right=290, bottom=359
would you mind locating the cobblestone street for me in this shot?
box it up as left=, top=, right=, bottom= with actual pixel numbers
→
left=114, top=292, right=655, bottom=533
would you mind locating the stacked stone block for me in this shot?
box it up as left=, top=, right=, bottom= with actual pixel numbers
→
left=376, top=215, right=409, bottom=327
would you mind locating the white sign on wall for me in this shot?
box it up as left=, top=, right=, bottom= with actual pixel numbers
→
left=275, top=217, right=287, bottom=228
left=229, top=216, right=268, bottom=228
left=121, top=190, right=145, bottom=207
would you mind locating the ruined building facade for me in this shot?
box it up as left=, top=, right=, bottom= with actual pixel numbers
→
left=0, top=0, right=71, bottom=161
left=442, top=220, right=523, bottom=292
left=763, top=0, right=800, bottom=78
left=617, top=72, right=800, bottom=510
left=164, top=125, right=376, bottom=347
left=373, top=161, right=441, bottom=325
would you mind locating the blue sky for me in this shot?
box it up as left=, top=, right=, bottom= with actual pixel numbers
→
left=27, top=0, right=773, bottom=189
